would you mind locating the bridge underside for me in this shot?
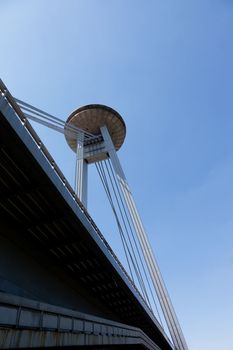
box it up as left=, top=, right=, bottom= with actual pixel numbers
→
left=0, top=91, right=172, bottom=350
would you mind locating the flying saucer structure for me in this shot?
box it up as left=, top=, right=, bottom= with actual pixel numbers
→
left=64, top=104, right=126, bottom=163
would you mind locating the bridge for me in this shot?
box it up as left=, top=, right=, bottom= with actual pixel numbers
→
left=0, top=80, right=175, bottom=350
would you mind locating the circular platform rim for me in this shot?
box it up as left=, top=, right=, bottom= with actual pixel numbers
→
left=66, top=103, right=126, bottom=131
left=65, top=104, right=126, bottom=153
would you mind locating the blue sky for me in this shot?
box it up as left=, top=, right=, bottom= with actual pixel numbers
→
left=1, top=1, right=233, bottom=349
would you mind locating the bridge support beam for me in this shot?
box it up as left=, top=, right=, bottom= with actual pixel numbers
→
left=75, top=131, right=88, bottom=207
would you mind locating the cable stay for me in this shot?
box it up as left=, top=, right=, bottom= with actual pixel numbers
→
left=106, top=158, right=165, bottom=327
left=15, top=98, right=96, bottom=140
left=101, top=160, right=151, bottom=304
left=95, top=159, right=166, bottom=326
left=96, top=161, right=153, bottom=308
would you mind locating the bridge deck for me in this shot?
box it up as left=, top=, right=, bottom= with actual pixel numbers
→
left=0, top=88, right=172, bottom=350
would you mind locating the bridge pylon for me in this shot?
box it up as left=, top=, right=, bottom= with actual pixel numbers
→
left=64, top=104, right=188, bottom=350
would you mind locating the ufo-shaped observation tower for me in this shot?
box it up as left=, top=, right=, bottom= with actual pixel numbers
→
left=63, top=103, right=188, bottom=350
left=64, top=104, right=126, bottom=163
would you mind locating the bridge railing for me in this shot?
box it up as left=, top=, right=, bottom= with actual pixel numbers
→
left=0, top=79, right=152, bottom=316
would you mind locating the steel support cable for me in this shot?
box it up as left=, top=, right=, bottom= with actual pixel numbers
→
left=98, top=164, right=152, bottom=307
left=23, top=107, right=93, bottom=140
left=23, top=109, right=93, bottom=141
left=23, top=113, right=65, bottom=134
left=99, top=161, right=152, bottom=307
left=15, top=98, right=94, bottom=139
left=107, top=159, right=164, bottom=327
left=112, top=174, right=183, bottom=349
left=107, top=160, right=164, bottom=323
left=97, top=160, right=144, bottom=288
left=15, top=98, right=69, bottom=125
left=96, top=165, right=136, bottom=287
left=98, top=161, right=153, bottom=305
left=121, top=189, right=175, bottom=338
left=15, top=98, right=94, bottom=137
left=98, top=160, right=142, bottom=286
left=107, top=159, right=155, bottom=294
left=102, top=160, right=152, bottom=308
left=19, top=104, right=68, bottom=128
left=21, top=106, right=77, bottom=137
left=95, top=162, right=134, bottom=282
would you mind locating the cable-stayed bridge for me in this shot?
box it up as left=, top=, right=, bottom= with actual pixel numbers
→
left=0, top=79, right=187, bottom=350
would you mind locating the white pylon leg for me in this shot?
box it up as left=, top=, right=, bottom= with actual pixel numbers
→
left=100, top=126, right=188, bottom=350
left=75, top=132, right=88, bottom=208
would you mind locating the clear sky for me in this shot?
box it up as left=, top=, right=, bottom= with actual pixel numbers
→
left=1, top=1, right=233, bottom=349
